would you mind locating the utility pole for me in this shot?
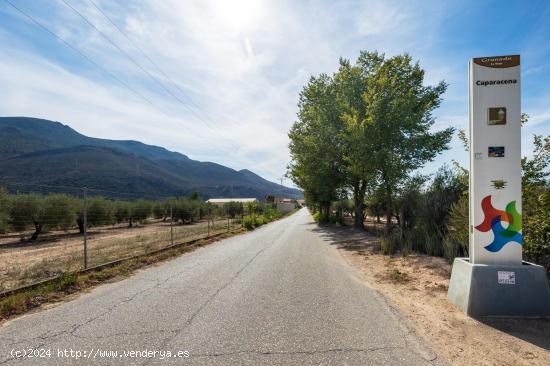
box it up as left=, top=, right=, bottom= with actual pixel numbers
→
left=83, top=187, right=88, bottom=269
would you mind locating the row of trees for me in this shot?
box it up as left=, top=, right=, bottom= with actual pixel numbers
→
left=288, top=51, right=453, bottom=229
left=288, top=50, right=550, bottom=268
left=0, top=190, right=242, bottom=241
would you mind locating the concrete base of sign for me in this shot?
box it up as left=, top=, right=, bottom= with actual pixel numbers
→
left=448, top=258, right=550, bottom=318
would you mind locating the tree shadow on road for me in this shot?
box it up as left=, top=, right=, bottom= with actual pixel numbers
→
left=309, top=221, right=550, bottom=352
left=310, top=222, right=381, bottom=255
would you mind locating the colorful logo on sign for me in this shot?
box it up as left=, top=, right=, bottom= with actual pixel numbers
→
left=475, top=195, right=522, bottom=252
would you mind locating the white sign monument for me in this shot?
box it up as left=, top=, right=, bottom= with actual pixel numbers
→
left=448, top=55, right=550, bottom=317
left=469, top=55, right=522, bottom=265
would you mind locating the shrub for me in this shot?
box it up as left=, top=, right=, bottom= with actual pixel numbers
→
left=381, top=229, right=401, bottom=255
left=243, top=215, right=255, bottom=230
left=523, top=189, right=550, bottom=271
left=254, top=215, right=267, bottom=226
left=312, top=211, right=320, bottom=222
left=442, top=194, right=469, bottom=262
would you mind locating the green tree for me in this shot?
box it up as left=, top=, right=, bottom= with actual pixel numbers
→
left=333, top=52, right=384, bottom=227
left=9, top=194, right=45, bottom=240
left=153, top=202, right=167, bottom=220
left=288, top=74, right=345, bottom=221
left=189, top=191, right=203, bottom=201
left=0, top=187, right=10, bottom=233
left=129, top=200, right=152, bottom=226
left=174, top=198, right=194, bottom=224
left=114, top=201, right=130, bottom=224
left=43, top=194, right=76, bottom=231
left=365, top=54, right=453, bottom=230
left=521, top=134, right=550, bottom=270
left=223, top=201, right=243, bottom=218
left=87, top=197, right=114, bottom=227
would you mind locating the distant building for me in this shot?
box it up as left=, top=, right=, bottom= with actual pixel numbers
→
left=274, top=197, right=295, bottom=204
left=276, top=202, right=296, bottom=213
left=206, top=198, right=257, bottom=207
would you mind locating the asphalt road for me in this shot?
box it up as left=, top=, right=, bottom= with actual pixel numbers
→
left=0, top=208, right=443, bottom=365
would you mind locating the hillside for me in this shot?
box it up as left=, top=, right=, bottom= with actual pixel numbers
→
left=0, top=117, right=302, bottom=199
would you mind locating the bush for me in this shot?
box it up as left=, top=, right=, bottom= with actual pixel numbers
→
left=381, top=229, right=401, bottom=255
left=442, top=194, right=469, bottom=262
left=523, top=189, right=550, bottom=271
left=242, top=213, right=277, bottom=231
left=254, top=215, right=267, bottom=226
left=312, top=211, right=320, bottom=222
left=243, top=215, right=255, bottom=230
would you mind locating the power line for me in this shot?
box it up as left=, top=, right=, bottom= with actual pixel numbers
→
left=88, top=0, right=245, bottom=137
left=3, top=0, right=202, bottom=140
left=62, top=0, right=240, bottom=150
left=4, top=0, right=239, bottom=156
left=88, top=0, right=200, bottom=113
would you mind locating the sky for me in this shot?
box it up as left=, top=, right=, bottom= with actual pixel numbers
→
left=0, top=0, right=548, bottom=185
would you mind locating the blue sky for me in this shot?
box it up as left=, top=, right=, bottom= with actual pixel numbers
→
left=0, top=0, right=548, bottom=184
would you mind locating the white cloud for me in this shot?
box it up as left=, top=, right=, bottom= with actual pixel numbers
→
left=1, top=0, right=546, bottom=186
left=354, top=1, right=410, bottom=37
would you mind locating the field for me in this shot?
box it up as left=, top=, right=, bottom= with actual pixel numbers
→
left=0, top=217, right=239, bottom=292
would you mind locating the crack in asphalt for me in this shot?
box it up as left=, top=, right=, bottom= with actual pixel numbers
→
left=0, top=226, right=284, bottom=366
left=0, top=214, right=443, bottom=365
left=190, top=345, right=407, bottom=358
left=1, top=259, right=208, bottom=349
left=145, top=226, right=287, bottom=366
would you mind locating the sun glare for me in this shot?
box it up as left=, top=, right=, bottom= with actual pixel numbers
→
left=211, top=0, right=265, bottom=32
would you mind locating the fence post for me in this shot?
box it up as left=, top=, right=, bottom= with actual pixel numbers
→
left=207, top=213, right=210, bottom=237
left=83, top=187, right=88, bottom=269
left=170, top=205, right=174, bottom=246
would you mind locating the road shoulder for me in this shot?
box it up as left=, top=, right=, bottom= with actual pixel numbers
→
left=321, top=224, right=550, bottom=366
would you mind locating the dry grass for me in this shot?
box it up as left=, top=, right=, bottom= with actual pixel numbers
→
left=0, top=227, right=244, bottom=321
left=329, top=226, right=550, bottom=366
left=378, top=268, right=411, bottom=283
left=0, top=211, right=295, bottom=321
left=0, top=219, right=238, bottom=291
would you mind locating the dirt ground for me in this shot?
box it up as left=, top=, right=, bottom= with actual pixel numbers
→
left=316, top=223, right=550, bottom=366
left=0, top=218, right=236, bottom=291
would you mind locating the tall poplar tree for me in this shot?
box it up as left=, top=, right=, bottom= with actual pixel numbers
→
left=365, top=54, right=453, bottom=230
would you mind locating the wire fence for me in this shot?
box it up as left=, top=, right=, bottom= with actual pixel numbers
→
left=0, top=185, right=248, bottom=292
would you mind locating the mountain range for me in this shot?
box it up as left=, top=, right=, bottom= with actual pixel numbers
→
left=0, top=117, right=302, bottom=200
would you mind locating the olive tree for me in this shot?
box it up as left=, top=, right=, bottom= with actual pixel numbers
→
left=0, top=187, right=10, bottom=233
left=9, top=194, right=45, bottom=240
left=223, top=202, right=243, bottom=218
left=129, top=200, right=152, bottom=226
